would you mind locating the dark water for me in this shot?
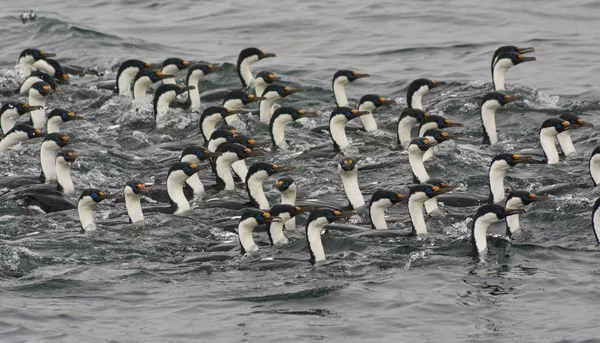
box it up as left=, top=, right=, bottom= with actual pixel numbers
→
left=2, top=1, right=600, bottom=341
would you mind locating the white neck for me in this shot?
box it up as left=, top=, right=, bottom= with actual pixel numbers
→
left=0, top=132, right=28, bottom=153
left=272, top=115, right=293, bottom=147
left=118, top=67, right=139, bottom=96
left=422, top=137, right=435, bottom=162
left=19, top=63, right=33, bottom=79
left=238, top=219, right=259, bottom=253
left=493, top=59, right=512, bottom=91
left=222, top=100, right=243, bottom=125
left=185, top=174, right=205, bottom=198
left=370, top=200, right=391, bottom=230
left=481, top=102, right=500, bottom=144
left=330, top=116, right=350, bottom=150
left=269, top=221, right=289, bottom=245
left=398, top=116, right=417, bottom=147
left=410, top=86, right=428, bottom=110
left=540, top=129, right=560, bottom=164
left=231, top=160, right=248, bottom=180
left=489, top=162, right=509, bottom=203
left=56, top=159, right=75, bottom=196
left=216, top=154, right=238, bottom=190
left=424, top=197, right=439, bottom=214
left=281, top=186, right=297, bottom=230
left=259, top=98, right=276, bottom=122
left=473, top=219, right=491, bottom=254
left=28, top=94, right=46, bottom=130
left=201, top=114, right=222, bottom=141
left=207, top=138, right=224, bottom=152
left=239, top=58, right=256, bottom=89
left=33, top=60, right=54, bottom=76
left=409, top=146, right=429, bottom=183
left=247, top=171, right=270, bottom=209
left=505, top=197, right=523, bottom=235
left=188, top=72, right=203, bottom=109
left=156, top=92, right=176, bottom=118
left=78, top=198, right=97, bottom=232
left=339, top=168, right=365, bottom=209
left=40, top=142, right=60, bottom=182
left=418, top=122, right=437, bottom=137
left=18, top=77, right=39, bottom=94
left=167, top=174, right=190, bottom=214
left=408, top=194, right=428, bottom=235
left=594, top=209, right=600, bottom=244
left=358, top=103, right=377, bottom=132
left=307, top=217, right=328, bottom=264
left=255, top=79, right=267, bottom=99
left=333, top=78, right=349, bottom=107
left=1, top=109, right=19, bottom=133
left=125, top=192, right=144, bottom=223
left=557, top=130, right=575, bottom=156
left=133, top=78, right=152, bottom=100
left=591, top=155, right=600, bottom=186
left=46, top=116, right=62, bottom=134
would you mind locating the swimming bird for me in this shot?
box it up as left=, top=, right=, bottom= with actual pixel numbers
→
left=153, top=84, right=194, bottom=122
left=15, top=70, right=61, bottom=94
left=409, top=137, right=437, bottom=183
left=329, top=107, right=369, bottom=152
left=368, top=190, right=406, bottom=230
left=480, top=92, right=524, bottom=145
left=492, top=51, right=536, bottom=91
left=179, top=145, right=221, bottom=199
left=28, top=81, right=55, bottom=130
left=539, top=119, right=573, bottom=164
left=408, top=184, right=454, bottom=235
left=32, top=58, right=69, bottom=84
left=592, top=198, right=600, bottom=244
left=504, top=191, right=547, bottom=238
left=338, top=158, right=365, bottom=210
left=0, top=125, right=43, bottom=154
left=237, top=47, right=276, bottom=90
left=207, top=128, right=240, bottom=153
left=246, top=162, right=293, bottom=209
left=254, top=71, right=281, bottom=99
left=124, top=180, right=149, bottom=223
left=222, top=90, right=265, bottom=125
left=0, top=103, right=43, bottom=133
left=306, top=208, right=354, bottom=265
left=589, top=147, right=600, bottom=186
left=132, top=70, right=174, bottom=101
left=357, top=94, right=396, bottom=132
left=78, top=188, right=108, bottom=232
left=258, top=85, right=304, bottom=122
left=160, top=58, right=190, bottom=84
left=237, top=209, right=281, bottom=255
left=18, top=48, right=55, bottom=79
left=199, top=107, right=242, bottom=145
left=471, top=204, right=526, bottom=257
left=269, top=107, right=318, bottom=148
left=147, top=162, right=209, bottom=214
left=214, top=143, right=264, bottom=190
left=406, top=78, right=446, bottom=110
left=115, top=59, right=156, bottom=96
left=266, top=204, right=314, bottom=245
left=422, top=128, right=458, bottom=156
left=418, top=115, right=464, bottom=161
left=488, top=153, right=533, bottom=203
left=491, top=46, right=535, bottom=76
left=397, top=108, right=428, bottom=148
left=557, top=113, right=594, bottom=156
left=332, top=70, right=370, bottom=107
left=40, top=133, right=77, bottom=183
left=186, top=64, right=223, bottom=110
left=274, top=176, right=297, bottom=230
left=46, top=109, right=84, bottom=134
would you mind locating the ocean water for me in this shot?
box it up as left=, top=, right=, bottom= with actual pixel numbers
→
left=1, top=0, right=600, bottom=342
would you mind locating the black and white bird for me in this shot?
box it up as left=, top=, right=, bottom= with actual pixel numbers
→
left=153, top=84, right=194, bottom=122
left=18, top=48, right=56, bottom=79
left=329, top=107, right=369, bottom=152
left=15, top=70, right=61, bottom=95
left=186, top=64, right=223, bottom=110
left=0, top=125, right=43, bottom=154
left=504, top=191, right=547, bottom=238
left=254, top=71, right=281, bottom=99
left=269, top=107, right=317, bottom=148
left=115, top=59, right=156, bottom=96
left=368, top=190, right=406, bottom=230
left=124, top=180, right=149, bottom=224
left=491, top=49, right=536, bottom=91
left=214, top=143, right=264, bottom=191
left=397, top=108, right=429, bottom=148
left=78, top=189, right=108, bottom=232
left=408, top=184, right=454, bottom=235
left=418, top=115, right=463, bottom=161
left=480, top=92, right=523, bottom=145
left=246, top=162, right=293, bottom=209
left=0, top=103, right=43, bottom=134
left=406, top=78, right=446, bottom=110
left=332, top=70, right=370, bottom=107
left=266, top=204, right=313, bottom=245
left=274, top=176, right=298, bottom=231
left=409, top=137, right=438, bottom=184
left=32, top=58, right=69, bottom=84
left=305, top=208, right=354, bottom=265
left=539, top=119, right=573, bottom=164
left=237, top=209, right=281, bottom=255
left=28, top=81, right=55, bottom=130
left=237, top=47, right=276, bottom=90
left=222, top=90, right=265, bottom=125
left=357, top=94, right=396, bottom=132
left=179, top=146, right=221, bottom=199
left=160, top=58, right=190, bottom=84
left=258, top=85, right=304, bottom=122
left=132, top=70, right=174, bottom=101
left=199, top=107, right=242, bottom=145
left=557, top=113, right=594, bottom=156
left=46, top=109, right=84, bottom=134
left=39, top=133, right=78, bottom=183
left=338, top=158, right=365, bottom=210
left=470, top=204, right=526, bottom=257
left=589, top=147, right=600, bottom=187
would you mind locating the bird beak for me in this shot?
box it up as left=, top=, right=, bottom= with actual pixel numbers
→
left=273, top=166, right=293, bottom=173
left=529, top=195, right=549, bottom=202
left=519, top=56, right=537, bottom=63
left=72, top=115, right=85, bottom=121
left=211, top=65, right=224, bottom=72
left=298, top=111, right=318, bottom=118
left=353, top=73, right=370, bottom=79
left=138, top=186, right=151, bottom=193
left=353, top=111, right=370, bottom=118
left=261, top=52, right=276, bottom=59
left=22, top=105, right=44, bottom=113
left=434, top=186, right=455, bottom=195
left=284, top=88, right=304, bottom=96
left=577, top=121, right=594, bottom=128
left=243, top=149, right=265, bottom=158
left=561, top=125, right=575, bottom=131
left=430, top=81, right=447, bottom=88
left=504, top=96, right=524, bottom=104
left=335, top=211, right=355, bottom=219
left=513, top=155, right=533, bottom=164
left=147, top=63, right=163, bottom=70
left=382, top=99, right=397, bottom=105
left=505, top=208, right=527, bottom=216
left=296, top=206, right=318, bottom=213
left=197, top=163, right=212, bottom=170
left=43, top=52, right=57, bottom=58
left=264, top=216, right=283, bottom=223
left=444, top=121, right=464, bottom=127
left=104, top=192, right=117, bottom=200
left=270, top=76, right=282, bottom=81
left=424, top=141, right=438, bottom=148
left=439, top=135, right=458, bottom=142
left=65, top=139, right=80, bottom=145
left=180, top=86, right=195, bottom=92
left=518, top=47, right=535, bottom=54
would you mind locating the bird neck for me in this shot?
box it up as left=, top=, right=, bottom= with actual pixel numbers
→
left=418, top=122, right=437, bottom=137
left=369, top=200, right=390, bottom=230
left=489, top=163, right=509, bottom=203
left=78, top=199, right=97, bottom=232
left=231, top=160, right=248, bottom=181
left=40, top=143, right=60, bottom=182
left=397, top=116, right=417, bottom=148
left=481, top=102, right=499, bottom=145
left=125, top=193, right=144, bottom=223
left=255, top=80, right=267, bottom=99
left=133, top=79, right=152, bottom=100
left=1, top=109, right=19, bottom=133
left=167, top=174, right=190, bottom=214
left=594, top=208, right=600, bottom=244
left=201, top=114, right=222, bottom=143
left=46, top=116, right=62, bottom=134
left=28, top=96, right=46, bottom=130
left=540, top=129, right=560, bottom=164
left=156, top=92, right=176, bottom=118
left=118, top=67, right=139, bottom=96
left=357, top=103, right=377, bottom=132
left=56, top=159, right=75, bottom=197
left=215, top=154, right=238, bottom=190
left=259, top=98, right=276, bottom=122
left=19, top=63, right=33, bottom=79
left=409, top=148, right=429, bottom=183
left=410, top=88, right=426, bottom=110
left=330, top=116, right=350, bottom=152
left=424, top=197, right=439, bottom=214
left=238, top=58, right=257, bottom=89
left=238, top=220, right=259, bottom=254
left=271, top=114, right=293, bottom=147
left=492, top=59, right=511, bottom=91
left=187, top=73, right=203, bottom=109
left=246, top=171, right=270, bottom=209
left=505, top=197, right=523, bottom=236
left=408, top=194, right=428, bottom=235
left=590, top=155, right=600, bottom=186
left=268, top=213, right=291, bottom=245
left=185, top=174, right=205, bottom=198
left=306, top=217, right=328, bottom=265
left=340, top=169, right=365, bottom=209
left=281, top=187, right=297, bottom=231
left=18, top=77, right=38, bottom=95
left=333, top=78, right=349, bottom=107
left=472, top=215, right=497, bottom=255
left=557, top=130, right=575, bottom=156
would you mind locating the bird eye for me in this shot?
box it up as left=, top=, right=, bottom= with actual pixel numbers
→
left=498, top=96, right=504, bottom=102
left=326, top=213, right=333, bottom=218
left=92, top=193, right=98, bottom=198
left=438, top=120, right=444, bottom=125
left=292, top=111, right=298, bottom=117
left=496, top=209, right=503, bottom=214
left=417, top=114, right=423, bottom=119
left=522, top=195, right=528, bottom=200
left=425, top=188, right=432, bottom=194
left=150, top=74, right=156, bottom=79
left=268, top=168, right=273, bottom=172
left=555, top=123, right=561, bottom=128
left=435, top=134, right=441, bottom=138
left=373, top=98, right=379, bottom=104
left=34, top=52, right=39, bottom=57
left=196, top=151, right=203, bottom=156
left=226, top=135, right=232, bottom=140
left=417, top=141, right=423, bottom=146
left=183, top=167, right=190, bottom=172
left=61, top=113, right=67, bottom=119
left=29, top=130, right=34, bottom=135
left=278, top=88, right=285, bottom=94
left=345, top=112, right=351, bottom=117
left=255, top=215, right=263, bottom=220
left=242, top=96, right=248, bottom=101
left=391, top=195, right=397, bottom=200
left=346, top=73, right=353, bottom=78
left=284, top=182, right=289, bottom=187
